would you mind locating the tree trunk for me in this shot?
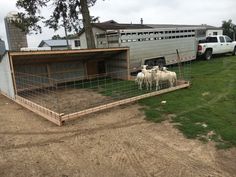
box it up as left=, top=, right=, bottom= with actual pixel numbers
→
left=80, top=0, right=96, bottom=49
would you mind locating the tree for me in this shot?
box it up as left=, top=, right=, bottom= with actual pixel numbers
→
left=51, top=34, right=78, bottom=39
left=15, top=0, right=98, bottom=48
left=222, top=19, right=236, bottom=40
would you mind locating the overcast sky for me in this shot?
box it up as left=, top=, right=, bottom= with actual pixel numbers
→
left=0, top=0, right=235, bottom=48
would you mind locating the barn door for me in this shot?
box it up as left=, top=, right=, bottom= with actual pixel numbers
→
left=97, top=60, right=106, bottom=74
left=87, top=60, right=98, bottom=77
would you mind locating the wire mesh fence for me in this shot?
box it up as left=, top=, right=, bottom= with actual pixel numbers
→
left=15, top=59, right=191, bottom=116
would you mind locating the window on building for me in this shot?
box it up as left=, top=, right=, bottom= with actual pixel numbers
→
left=74, top=40, right=81, bottom=47
left=213, top=32, right=218, bottom=35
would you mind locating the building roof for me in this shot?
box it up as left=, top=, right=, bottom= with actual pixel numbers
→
left=93, top=21, right=152, bottom=30
left=38, top=40, right=68, bottom=47
left=78, top=20, right=222, bottom=36
left=94, top=21, right=221, bottom=30
left=146, top=24, right=222, bottom=30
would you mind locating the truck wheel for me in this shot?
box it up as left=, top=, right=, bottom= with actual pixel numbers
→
left=232, top=47, right=236, bottom=56
left=205, top=49, right=212, bottom=60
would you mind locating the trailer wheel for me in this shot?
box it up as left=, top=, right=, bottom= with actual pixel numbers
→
left=232, top=47, right=236, bottom=56
left=205, top=49, right=212, bottom=60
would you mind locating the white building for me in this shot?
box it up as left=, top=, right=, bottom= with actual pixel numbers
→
left=0, top=39, right=6, bottom=56
left=38, top=39, right=81, bottom=50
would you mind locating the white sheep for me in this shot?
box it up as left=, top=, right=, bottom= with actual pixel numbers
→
left=135, top=72, right=145, bottom=90
left=141, top=67, right=153, bottom=90
left=151, top=69, right=176, bottom=90
left=162, top=67, right=177, bottom=86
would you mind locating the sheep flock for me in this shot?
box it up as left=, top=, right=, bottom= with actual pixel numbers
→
left=135, top=65, right=177, bottom=91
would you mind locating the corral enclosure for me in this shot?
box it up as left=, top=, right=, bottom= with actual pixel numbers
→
left=1, top=48, right=191, bottom=126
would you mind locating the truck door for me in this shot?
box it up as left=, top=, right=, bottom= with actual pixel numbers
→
left=206, top=36, right=220, bottom=54
left=219, top=36, right=227, bottom=53
left=225, top=36, right=233, bottom=52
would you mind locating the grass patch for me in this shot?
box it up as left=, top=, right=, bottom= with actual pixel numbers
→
left=64, top=77, right=150, bottom=99
left=139, top=56, right=236, bottom=148
left=143, top=108, right=166, bottom=123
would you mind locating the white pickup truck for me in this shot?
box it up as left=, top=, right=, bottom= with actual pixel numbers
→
left=198, top=35, right=236, bottom=60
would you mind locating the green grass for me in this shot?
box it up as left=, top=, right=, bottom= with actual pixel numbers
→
left=62, top=56, right=236, bottom=148
left=64, top=76, right=152, bottom=99
left=139, top=56, right=236, bottom=148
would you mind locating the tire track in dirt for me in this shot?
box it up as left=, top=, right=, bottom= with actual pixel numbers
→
left=106, top=120, right=227, bottom=177
left=93, top=111, right=151, bottom=177
left=0, top=116, right=148, bottom=151
left=107, top=117, right=151, bottom=177
left=123, top=145, right=150, bottom=177
left=0, top=112, right=142, bottom=136
left=134, top=128, right=231, bottom=177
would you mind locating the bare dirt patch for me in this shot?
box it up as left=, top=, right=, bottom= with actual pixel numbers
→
left=0, top=94, right=235, bottom=177
left=21, top=88, right=112, bottom=114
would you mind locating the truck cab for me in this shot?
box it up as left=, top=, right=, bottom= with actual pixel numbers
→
left=198, top=35, right=236, bottom=60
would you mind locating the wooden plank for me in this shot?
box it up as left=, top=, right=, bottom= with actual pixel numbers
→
left=61, top=82, right=190, bottom=121
left=15, top=95, right=62, bottom=126
left=9, top=54, right=17, bottom=95
left=0, top=91, right=15, bottom=101
left=46, top=64, right=53, bottom=85
left=9, top=47, right=129, bottom=56
left=126, top=49, right=131, bottom=80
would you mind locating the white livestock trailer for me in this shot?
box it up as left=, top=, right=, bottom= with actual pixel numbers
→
left=95, top=27, right=201, bottom=73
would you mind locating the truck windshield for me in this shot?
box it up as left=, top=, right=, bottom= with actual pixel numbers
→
left=205, top=37, right=218, bottom=43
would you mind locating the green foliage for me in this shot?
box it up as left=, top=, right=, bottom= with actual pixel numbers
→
left=51, top=34, right=78, bottom=40
left=139, top=56, right=236, bottom=148
left=222, top=19, right=236, bottom=40
left=15, top=0, right=99, bottom=34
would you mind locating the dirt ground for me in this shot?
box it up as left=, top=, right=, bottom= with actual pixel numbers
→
left=0, top=94, right=236, bottom=177
left=21, top=88, right=113, bottom=114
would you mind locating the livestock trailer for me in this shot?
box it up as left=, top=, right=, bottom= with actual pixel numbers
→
left=95, top=27, right=200, bottom=72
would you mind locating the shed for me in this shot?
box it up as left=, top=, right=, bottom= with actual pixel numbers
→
left=0, top=48, right=130, bottom=125
left=0, top=47, right=190, bottom=126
